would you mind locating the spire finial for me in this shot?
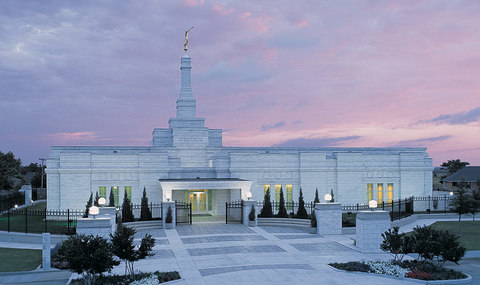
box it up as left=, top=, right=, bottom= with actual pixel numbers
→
left=184, top=27, right=194, bottom=52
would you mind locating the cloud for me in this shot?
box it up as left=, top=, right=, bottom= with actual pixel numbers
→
left=273, top=136, right=361, bottom=147
left=260, top=121, right=285, bottom=131
left=424, top=107, right=480, bottom=125
left=392, top=135, right=451, bottom=147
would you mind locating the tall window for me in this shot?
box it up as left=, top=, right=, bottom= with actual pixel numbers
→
left=275, top=185, right=282, bottom=210
left=377, top=183, right=384, bottom=205
left=286, top=184, right=293, bottom=211
left=99, top=186, right=106, bottom=199
left=112, top=186, right=119, bottom=206
left=125, top=186, right=132, bottom=202
left=387, top=183, right=393, bottom=204
left=367, top=183, right=373, bottom=202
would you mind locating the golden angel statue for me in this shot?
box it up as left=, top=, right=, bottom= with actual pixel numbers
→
left=184, top=27, right=194, bottom=52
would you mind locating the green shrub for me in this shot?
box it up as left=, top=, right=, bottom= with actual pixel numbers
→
left=121, top=190, right=134, bottom=222
left=165, top=205, right=173, bottom=223
left=248, top=205, right=255, bottom=221
left=296, top=188, right=308, bottom=218
left=140, top=187, right=152, bottom=221
left=259, top=188, right=273, bottom=217
left=329, top=261, right=370, bottom=272
left=276, top=186, right=288, bottom=218
left=310, top=210, right=316, bottom=228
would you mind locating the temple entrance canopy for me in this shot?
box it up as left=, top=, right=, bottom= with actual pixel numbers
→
left=159, top=178, right=252, bottom=215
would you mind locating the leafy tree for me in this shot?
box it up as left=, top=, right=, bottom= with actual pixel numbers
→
left=108, top=189, right=115, bottom=207
left=451, top=181, right=474, bottom=233
left=165, top=205, right=173, bottom=223
left=122, top=190, right=134, bottom=222
left=277, top=186, right=288, bottom=218
left=296, top=188, right=308, bottom=218
left=330, top=189, right=335, bottom=202
left=30, top=172, right=46, bottom=188
left=83, top=193, right=93, bottom=218
left=260, top=188, right=273, bottom=217
left=441, top=159, right=469, bottom=175
left=248, top=205, right=256, bottom=221
left=471, top=188, right=480, bottom=221
left=0, top=151, right=21, bottom=190
left=93, top=192, right=100, bottom=207
left=20, top=162, right=41, bottom=175
left=140, top=187, right=152, bottom=221
left=314, top=188, right=320, bottom=204
left=381, top=226, right=413, bottom=262
left=54, top=234, right=119, bottom=285
left=110, top=225, right=155, bottom=278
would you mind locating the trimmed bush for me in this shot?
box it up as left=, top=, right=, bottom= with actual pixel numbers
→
left=165, top=205, right=173, bottom=224
left=296, top=188, right=308, bottom=219
left=276, top=186, right=288, bottom=218
left=249, top=205, right=255, bottom=221
left=259, top=188, right=273, bottom=217
left=329, top=261, right=370, bottom=272
left=140, top=187, right=152, bottom=221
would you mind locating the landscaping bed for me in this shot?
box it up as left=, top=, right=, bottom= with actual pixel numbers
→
left=70, top=271, right=181, bottom=284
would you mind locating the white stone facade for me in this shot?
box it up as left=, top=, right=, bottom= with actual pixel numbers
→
left=46, top=53, right=433, bottom=212
left=356, top=211, right=391, bottom=253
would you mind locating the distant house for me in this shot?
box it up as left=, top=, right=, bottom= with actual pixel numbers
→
left=443, top=166, right=480, bottom=191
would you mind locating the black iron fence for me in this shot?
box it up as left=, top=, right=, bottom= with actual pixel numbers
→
left=226, top=201, right=243, bottom=224
left=255, top=201, right=315, bottom=217
left=175, top=201, right=192, bottom=225
left=129, top=203, right=163, bottom=219
left=0, top=208, right=83, bottom=235
left=0, top=192, right=25, bottom=212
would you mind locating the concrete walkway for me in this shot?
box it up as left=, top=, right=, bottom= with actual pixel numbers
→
left=1, top=216, right=477, bottom=284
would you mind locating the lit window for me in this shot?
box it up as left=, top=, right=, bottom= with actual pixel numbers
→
left=387, top=183, right=393, bottom=204
left=264, top=185, right=271, bottom=195
left=99, top=186, right=106, bottom=199
left=367, top=184, right=373, bottom=202
left=125, top=186, right=132, bottom=202
left=275, top=185, right=282, bottom=210
left=112, top=186, right=119, bottom=206
left=377, top=184, right=384, bottom=205
left=286, top=185, right=293, bottom=211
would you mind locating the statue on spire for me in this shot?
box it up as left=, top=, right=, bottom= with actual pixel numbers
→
left=184, top=27, right=194, bottom=52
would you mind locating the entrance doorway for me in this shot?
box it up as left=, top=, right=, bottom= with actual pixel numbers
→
left=189, top=192, right=207, bottom=213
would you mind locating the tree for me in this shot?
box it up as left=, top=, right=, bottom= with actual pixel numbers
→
left=381, top=226, right=412, bottom=262
left=249, top=205, right=256, bottom=221
left=122, top=190, right=134, bottom=222
left=108, top=189, right=115, bottom=207
left=277, top=186, right=288, bottom=218
left=93, top=192, right=100, bottom=207
left=330, top=189, right=335, bottom=202
left=260, top=187, right=273, bottom=217
left=471, top=188, right=480, bottom=221
left=110, top=225, right=155, bottom=278
left=310, top=210, right=316, bottom=228
left=0, top=151, right=21, bottom=190
left=54, top=234, right=119, bottom=285
left=441, top=159, right=469, bottom=175
left=451, top=181, right=474, bottom=233
left=83, top=193, right=93, bottom=218
left=140, top=187, right=152, bottom=221
left=20, top=162, right=41, bottom=175
left=296, top=188, right=308, bottom=218
left=314, top=188, right=320, bottom=204
left=165, top=205, right=173, bottom=224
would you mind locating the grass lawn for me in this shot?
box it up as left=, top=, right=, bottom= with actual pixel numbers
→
left=0, top=247, right=41, bottom=272
left=429, top=221, right=480, bottom=251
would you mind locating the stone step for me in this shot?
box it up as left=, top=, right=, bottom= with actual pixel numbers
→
left=123, top=220, right=163, bottom=230
left=257, top=218, right=311, bottom=228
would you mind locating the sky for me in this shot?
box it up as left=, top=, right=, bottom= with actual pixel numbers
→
left=1, top=0, right=479, bottom=166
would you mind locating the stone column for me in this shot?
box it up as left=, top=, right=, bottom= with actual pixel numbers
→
left=242, top=200, right=257, bottom=227
left=356, top=211, right=391, bottom=253
left=42, top=233, right=51, bottom=270
left=98, top=207, right=117, bottom=233
left=315, top=202, right=342, bottom=235
left=20, top=185, right=33, bottom=206
left=162, top=201, right=176, bottom=229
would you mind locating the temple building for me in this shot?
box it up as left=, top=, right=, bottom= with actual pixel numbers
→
left=46, top=51, right=433, bottom=215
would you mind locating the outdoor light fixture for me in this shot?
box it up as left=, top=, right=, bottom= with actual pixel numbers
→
left=369, top=200, right=378, bottom=211
left=98, top=197, right=106, bottom=206
left=165, top=193, right=171, bottom=202
left=30, top=200, right=34, bottom=204
left=14, top=204, right=18, bottom=208
left=89, top=206, right=99, bottom=218
left=324, top=193, right=332, bottom=202
left=246, top=192, right=252, bottom=200
left=450, top=192, right=454, bottom=196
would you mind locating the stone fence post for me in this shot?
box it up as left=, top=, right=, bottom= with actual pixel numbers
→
left=356, top=211, right=391, bottom=253
left=242, top=200, right=256, bottom=226
left=315, top=202, right=342, bottom=235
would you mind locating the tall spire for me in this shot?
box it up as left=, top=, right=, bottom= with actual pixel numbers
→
left=176, top=53, right=196, bottom=119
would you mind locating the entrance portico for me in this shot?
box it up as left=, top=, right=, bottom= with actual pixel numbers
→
left=159, top=178, right=253, bottom=215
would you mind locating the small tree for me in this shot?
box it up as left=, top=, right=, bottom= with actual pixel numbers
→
left=314, top=188, right=320, bottom=204
left=93, top=192, right=100, bottom=207
left=83, top=193, right=93, bottom=218
left=296, top=188, right=308, bottom=219
left=111, top=226, right=155, bottom=278
left=451, top=183, right=473, bottom=233
left=471, top=188, right=480, bottom=221
left=249, top=205, right=256, bottom=221
left=381, top=226, right=412, bottom=262
left=165, top=205, right=173, bottom=223
left=260, top=188, right=273, bottom=217
left=122, top=190, right=134, bottom=223
left=108, top=189, right=115, bottom=207
left=55, top=234, right=119, bottom=285
left=310, top=210, right=316, bottom=228
left=330, top=189, right=335, bottom=202
left=277, top=186, right=288, bottom=218
left=140, top=187, right=152, bottom=221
